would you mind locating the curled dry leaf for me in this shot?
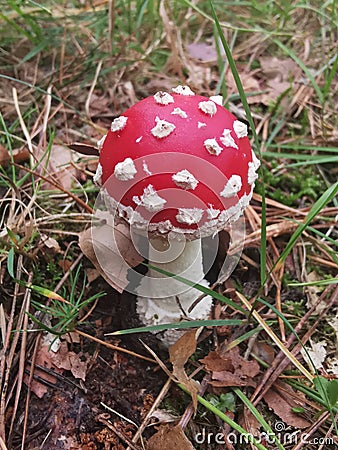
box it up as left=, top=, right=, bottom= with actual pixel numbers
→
left=301, top=339, right=327, bottom=372
left=50, top=341, right=89, bottom=381
left=200, top=346, right=260, bottom=387
left=35, top=144, right=78, bottom=191
left=39, top=233, right=61, bottom=253
left=0, top=143, right=30, bottom=166
left=252, top=341, right=275, bottom=366
left=24, top=335, right=89, bottom=397
left=169, top=329, right=199, bottom=412
left=149, top=409, right=178, bottom=424
left=147, top=424, right=196, bottom=450
left=68, top=142, right=99, bottom=156
left=263, top=381, right=311, bottom=429
left=78, top=212, right=144, bottom=293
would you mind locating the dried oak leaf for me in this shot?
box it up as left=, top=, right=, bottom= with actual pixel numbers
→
left=50, top=341, right=89, bottom=381
left=147, top=425, right=196, bottom=450
left=169, top=330, right=199, bottom=411
left=200, top=346, right=260, bottom=387
left=263, top=381, right=311, bottom=428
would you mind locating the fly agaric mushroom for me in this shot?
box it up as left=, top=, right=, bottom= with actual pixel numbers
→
left=94, top=86, right=260, bottom=345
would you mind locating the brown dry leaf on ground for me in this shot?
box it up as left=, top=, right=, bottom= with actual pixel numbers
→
left=50, top=341, right=89, bottom=381
left=252, top=341, right=275, bottom=366
left=186, top=41, right=217, bottom=62
left=259, top=56, right=301, bottom=82
left=24, top=341, right=58, bottom=398
left=225, top=69, right=263, bottom=104
left=169, top=330, right=199, bottom=411
left=225, top=56, right=302, bottom=107
left=263, top=381, right=311, bottom=429
left=257, top=56, right=301, bottom=106
left=78, top=213, right=144, bottom=293
left=0, top=143, right=30, bottom=166
left=239, top=407, right=262, bottom=441
left=24, top=337, right=90, bottom=398
left=200, top=346, right=260, bottom=387
left=37, top=144, right=78, bottom=191
left=147, top=424, right=196, bottom=450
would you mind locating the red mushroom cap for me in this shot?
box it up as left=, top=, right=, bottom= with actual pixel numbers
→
left=96, top=86, right=260, bottom=238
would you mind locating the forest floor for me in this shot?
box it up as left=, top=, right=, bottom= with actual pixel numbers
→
left=0, top=1, right=337, bottom=449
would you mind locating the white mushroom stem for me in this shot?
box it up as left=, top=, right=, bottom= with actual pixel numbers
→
left=136, top=237, right=213, bottom=344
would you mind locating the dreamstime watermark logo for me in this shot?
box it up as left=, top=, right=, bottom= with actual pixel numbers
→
left=92, top=152, right=247, bottom=298
left=194, top=422, right=335, bottom=447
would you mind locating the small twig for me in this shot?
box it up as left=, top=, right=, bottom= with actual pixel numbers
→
left=75, top=329, right=157, bottom=364
left=0, top=255, right=24, bottom=442
left=85, top=60, right=103, bottom=119
left=126, top=378, right=172, bottom=450
left=0, top=436, right=8, bottom=450
left=251, top=283, right=338, bottom=405
left=12, top=163, right=93, bottom=214
left=9, top=272, right=32, bottom=444
left=101, top=402, right=138, bottom=427
left=25, top=362, right=86, bottom=392
left=292, top=410, right=330, bottom=450
left=97, top=415, right=141, bottom=450
left=12, top=88, right=33, bottom=155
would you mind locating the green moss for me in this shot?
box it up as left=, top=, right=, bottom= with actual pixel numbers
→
left=257, top=165, right=323, bottom=206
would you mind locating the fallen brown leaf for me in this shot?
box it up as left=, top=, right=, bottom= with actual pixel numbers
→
left=24, top=342, right=58, bottom=398
left=147, top=424, right=196, bottom=450
left=252, top=341, right=275, bottom=366
left=68, top=142, right=99, bottom=156
left=39, top=144, right=78, bottom=191
left=169, top=330, right=199, bottom=412
left=186, top=41, right=217, bottom=62
left=0, top=144, right=30, bottom=166
left=200, top=346, right=260, bottom=387
left=79, top=213, right=144, bottom=293
left=50, top=341, right=89, bottom=381
left=263, top=381, right=311, bottom=429
left=259, top=56, right=301, bottom=82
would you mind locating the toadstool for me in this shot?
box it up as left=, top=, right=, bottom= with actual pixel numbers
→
left=94, top=86, right=260, bottom=345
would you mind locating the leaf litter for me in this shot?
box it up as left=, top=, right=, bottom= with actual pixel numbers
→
left=200, top=345, right=260, bottom=388
left=0, top=2, right=337, bottom=449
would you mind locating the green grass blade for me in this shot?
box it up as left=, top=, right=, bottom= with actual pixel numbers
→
left=273, top=39, right=324, bottom=104
left=288, top=278, right=338, bottom=287
left=7, top=247, right=15, bottom=279
left=146, top=263, right=246, bottom=314
left=233, top=387, right=286, bottom=450
left=109, top=319, right=245, bottom=335
left=277, top=181, right=338, bottom=264
left=179, top=384, right=269, bottom=450
left=208, top=0, right=267, bottom=286
left=268, top=144, right=338, bottom=153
